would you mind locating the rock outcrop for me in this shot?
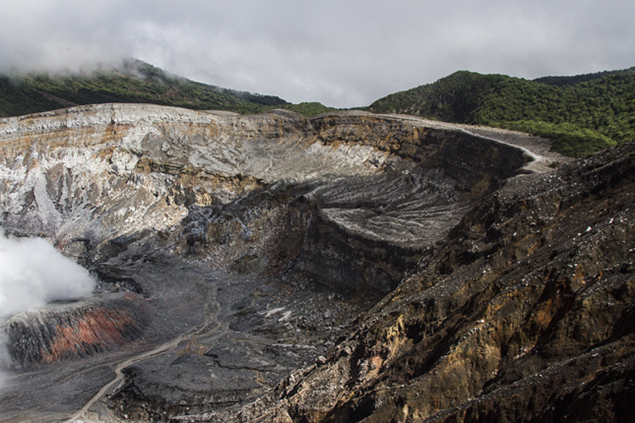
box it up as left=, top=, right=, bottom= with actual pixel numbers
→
left=6, top=293, right=149, bottom=365
left=2, top=103, right=631, bottom=423
left=225, top=142, right=635, bottom=423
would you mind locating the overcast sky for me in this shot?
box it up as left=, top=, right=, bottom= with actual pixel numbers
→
left=1, top=0, right=634, bottom=108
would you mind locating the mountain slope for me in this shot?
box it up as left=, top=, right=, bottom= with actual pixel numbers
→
left=368, top=68, right=635, bottom=157
left=0, top=60, right=298, bottom=117
left=0, top=105, right=539, bottom=421
left=3, top=62, right=634, bottom=156
left=1, top=103, right=633, bottom=422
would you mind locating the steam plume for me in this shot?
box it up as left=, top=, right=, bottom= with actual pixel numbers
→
left=0, top=232, right=95, bottom=323
left=0, top=230, right=95, bottom=386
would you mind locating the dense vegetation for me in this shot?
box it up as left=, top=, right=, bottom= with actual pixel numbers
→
left=369, top=68, right=635, bottom=156
left=277, top=102, right=336, bottom=117
left=0, top=60, right=334, bottom=118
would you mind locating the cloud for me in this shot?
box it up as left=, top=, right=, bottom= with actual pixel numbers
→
left=0, top=0, right=634, bottom=107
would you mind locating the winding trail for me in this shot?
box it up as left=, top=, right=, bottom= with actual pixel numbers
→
left=66, top=270, right=224, bottom=423
left=375, top=113, right=572, bottom=173
left=65, top=335, right=188, bottom=423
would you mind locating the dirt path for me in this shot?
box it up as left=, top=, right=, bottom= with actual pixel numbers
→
left=65, top=335, right=188, bottom=423
left=377, top=113, right=573, bottom=173
left=66, top=269, right=224, bottom=423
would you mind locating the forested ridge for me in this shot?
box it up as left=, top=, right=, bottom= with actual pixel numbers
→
left=0, top=59, right=334, bottom=118
left=369, top=67, right=635, bottom=156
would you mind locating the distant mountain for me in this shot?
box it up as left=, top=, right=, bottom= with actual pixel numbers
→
left=534, top=67, right=635, bottom=86
left=369, top=68, right=635, bottom=157
left=0, top=59, right=335, bottom=118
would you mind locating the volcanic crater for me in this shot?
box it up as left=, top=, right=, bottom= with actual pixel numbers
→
left=1, top=104, right=633, bottom=423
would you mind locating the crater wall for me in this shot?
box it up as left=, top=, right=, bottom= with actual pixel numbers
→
left=0, top=105, right=529, bottom=296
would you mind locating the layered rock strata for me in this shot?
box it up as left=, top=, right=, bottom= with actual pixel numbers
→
left=6, top=293, right=149, bottom=365
left=225, top=142, right=635, bottom=423
left=0, top=104, right=528, bottom=294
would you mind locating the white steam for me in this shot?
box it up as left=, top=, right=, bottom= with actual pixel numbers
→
left=0, top=231, right=95, bottom=387
left=0, top=232, right=95, bottom=323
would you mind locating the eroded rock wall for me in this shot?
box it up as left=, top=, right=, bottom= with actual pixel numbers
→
left=1, top=104, right=550, bottom=421
left=4, top=103, right=631, bottom=423
left=1, top=105, right=529, bottom=294
left=7, top=293, right=149, bottom=365
left=227, top=142, right=635, bottom=423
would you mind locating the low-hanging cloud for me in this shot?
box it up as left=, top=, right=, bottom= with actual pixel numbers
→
left=0, top=231, right=95, bottom=385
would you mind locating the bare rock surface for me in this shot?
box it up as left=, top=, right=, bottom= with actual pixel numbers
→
left=1, top=104, right=630, bottom=423
left=223, top=143, right=635, bottom=423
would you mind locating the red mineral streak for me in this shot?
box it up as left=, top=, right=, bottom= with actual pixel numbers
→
left=40, top=308, right=137, bottom=363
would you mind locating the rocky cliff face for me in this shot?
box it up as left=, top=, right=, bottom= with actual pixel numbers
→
left=227, top=143, right=635, bottom=423
left=6, top=293, right=149, bottom=365
left=2, top=104, right=630, bottom=423
left=0, top=104, right=527, bottom=293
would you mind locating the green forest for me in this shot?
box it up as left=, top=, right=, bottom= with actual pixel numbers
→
left=0, top=60, right=334, bottom=118
left=368, top=68, right=635, bottom=157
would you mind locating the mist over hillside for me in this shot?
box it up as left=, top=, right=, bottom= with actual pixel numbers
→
left=0, top=59, right=335, bottom=118
left=1, top=49, right=635, bottom=421
left=1, top=0, right=635, bottom=419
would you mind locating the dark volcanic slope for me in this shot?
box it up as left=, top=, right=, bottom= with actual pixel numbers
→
left=227, top=142, right=635, bottom=423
